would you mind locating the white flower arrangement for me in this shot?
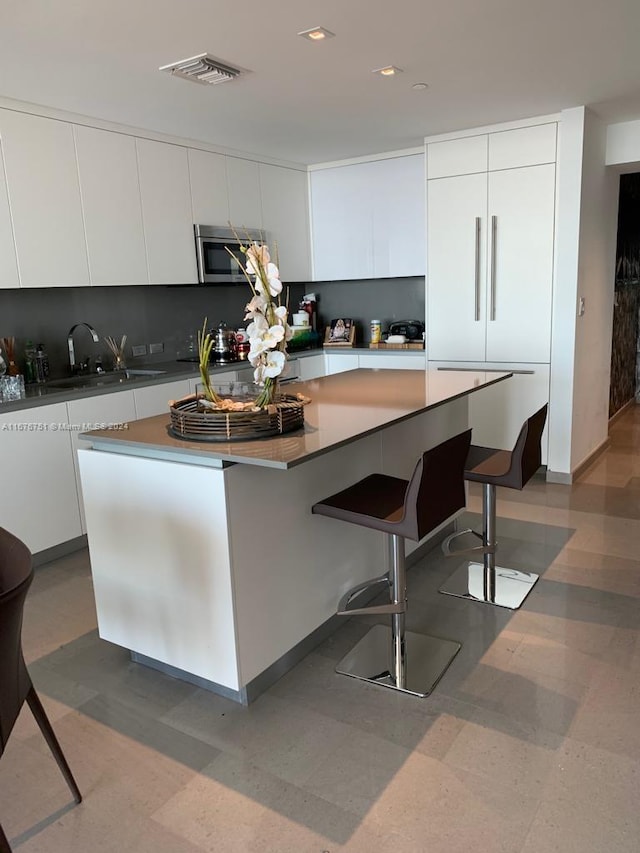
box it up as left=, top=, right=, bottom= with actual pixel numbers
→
left=197, top=232, right=292, bottom=411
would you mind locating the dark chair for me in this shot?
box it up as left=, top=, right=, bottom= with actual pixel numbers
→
left=440, top=404, right=548, bottom=609
left=312, top=429, right=472, bottom=698
left=0, top=527, right=81, bottom=853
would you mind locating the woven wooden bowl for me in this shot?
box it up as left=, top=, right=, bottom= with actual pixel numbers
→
left=169, top=393, right=308, bottom=442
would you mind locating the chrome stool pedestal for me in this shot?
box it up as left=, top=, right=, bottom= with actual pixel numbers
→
left=312, top=430, right=471, bottom=698
left=335, top=534, right=460, bottom=698
left=440, top=484, right=539, bottom=610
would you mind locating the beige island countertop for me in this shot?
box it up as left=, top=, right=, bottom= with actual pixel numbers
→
left=79, top=367, right=511, bottom=469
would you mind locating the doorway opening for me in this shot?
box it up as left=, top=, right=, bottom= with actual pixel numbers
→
left=610, top=172, right=640, bottom=418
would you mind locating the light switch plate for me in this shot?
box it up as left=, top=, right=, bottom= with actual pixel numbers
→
left=132, top=344, right=147, bottom=357
left=149, top=342, right=164, bottom=354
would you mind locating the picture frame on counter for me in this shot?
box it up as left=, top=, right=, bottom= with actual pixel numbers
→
left=324, top=318, right=356, bottom=348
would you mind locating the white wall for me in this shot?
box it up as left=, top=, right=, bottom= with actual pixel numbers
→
left=548, top=107, right=619, bottom=479
left=606, top=119, right=640, bottom=170
left=570, top=109, right=618, bottom=470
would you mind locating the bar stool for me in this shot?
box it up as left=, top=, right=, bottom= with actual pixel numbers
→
left=0, top=527, right=82, bottom=853
left=440, top=404, right=548, bottom=610
left=312, top=429, right=471, bottom=698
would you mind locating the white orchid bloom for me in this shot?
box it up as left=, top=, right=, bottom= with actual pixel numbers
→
left=266, top=262, right=280, bottom=279
left=247, top=243, right=270, bottom=267
left=249, top=337, right=269, bottom=358
left=263, top=325, right=285, bottom=349
left=263, top=349, right=286, bottom=378
left=253, top=363, right=266, bottom=384
left=267, top=276, right=283, bottom=297
left=274, top=305, right=288, bottom=322
left=244, top=294, right=267, bottom=320
left=247, top=316, right=268, bottom=338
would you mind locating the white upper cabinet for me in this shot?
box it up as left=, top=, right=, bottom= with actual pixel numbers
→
left=226, top=157, right=262, bottom=230
left=189, top=148, right=229, bottom=225
left=488, top=123, right=557, bottom=171
left=136, top=138, right=198, bottom=284
left=310, top=155, right=425, bottom=281
left=427, top=124, right=557, bottom=364
left=0, top=142, right=18, bottom=288
left=427, top=135, right=488, bottom=179
left=259, top=164, right=310, bottom=281
left=310, top=160, right=375, bottom=281
left=75, top=126, right=148, bottom=285
left=0, top=110, right=89, bottom=287
left=372, top=155, right=425, bottom=278
left=427, top=122, right=557, bottom=179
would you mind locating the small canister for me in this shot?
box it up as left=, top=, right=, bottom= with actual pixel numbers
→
left=370, top=320, right=382, bottom=344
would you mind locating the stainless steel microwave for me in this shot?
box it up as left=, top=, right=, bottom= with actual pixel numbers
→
left=194, top=225, right=264, bottom=284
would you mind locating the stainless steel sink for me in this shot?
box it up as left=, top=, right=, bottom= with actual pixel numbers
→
left=46, top=369, right=167, bottom=391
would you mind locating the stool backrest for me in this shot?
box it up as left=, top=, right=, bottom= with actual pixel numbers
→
left=0, top=527, right=34, bottom=755
left=402, top=429, right=472, bottom=541
left=506, top=404, right=548, bottom=489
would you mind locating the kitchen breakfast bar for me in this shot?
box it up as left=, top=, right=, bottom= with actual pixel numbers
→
left=77, top=368, right=510, bottom=703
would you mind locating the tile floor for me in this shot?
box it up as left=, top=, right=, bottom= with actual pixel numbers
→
left=2, top=406, right=640, bottom=852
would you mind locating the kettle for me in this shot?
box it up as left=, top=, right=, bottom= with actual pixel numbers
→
left=211, top=322, right=238, bottom=363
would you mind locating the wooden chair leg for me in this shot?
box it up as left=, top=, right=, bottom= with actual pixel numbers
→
left=26, top=687, right=82, bottom=804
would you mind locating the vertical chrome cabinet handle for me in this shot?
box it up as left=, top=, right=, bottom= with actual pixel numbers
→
left=474, top=217, right=481, bottom=321
left=490, top=215, right=497, bottom=321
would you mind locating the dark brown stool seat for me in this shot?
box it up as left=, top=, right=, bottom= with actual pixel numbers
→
left=312, top=429, right=471, bottom=698
left=440, top=404, right=548, bottom=610
left=0, top=528, right=82, bottom=853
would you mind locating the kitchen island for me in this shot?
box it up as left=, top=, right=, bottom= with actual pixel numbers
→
left=78, top=368, right=510, bottom=703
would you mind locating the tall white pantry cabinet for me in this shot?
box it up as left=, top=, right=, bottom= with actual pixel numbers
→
left=425, top=121, right=558, bottom=460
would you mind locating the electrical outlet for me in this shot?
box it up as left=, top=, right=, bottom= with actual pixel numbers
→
left=132, top=344, right=147, bottom=357
left=149, top=342, right=164, bottom=354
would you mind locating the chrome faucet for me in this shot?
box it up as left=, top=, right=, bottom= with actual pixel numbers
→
left=68, top=323, right=100, bottom=374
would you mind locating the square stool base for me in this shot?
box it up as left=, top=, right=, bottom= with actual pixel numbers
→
left=335, top=624, right=461, bottom=698
left=440, top=562, right=539, bottom=610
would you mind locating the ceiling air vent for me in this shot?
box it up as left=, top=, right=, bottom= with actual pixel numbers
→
left=159, top=53, right=244, bottom=85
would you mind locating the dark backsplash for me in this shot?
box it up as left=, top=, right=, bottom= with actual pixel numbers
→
left=0, top=276, right=425, bottom=377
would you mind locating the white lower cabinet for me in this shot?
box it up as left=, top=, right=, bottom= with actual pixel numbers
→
left=134, top=380, right=191, bottom=419
left=67, top=391, right=137, bottom=533
left=429, top=361, right=550, bottom=463
left=0, top=403, right=82, bottom=553
left=298, top=354, right=325, bottom=381
left=324, top=353, right=360, bottom=375
left=359, top=354, right=427, bottom=371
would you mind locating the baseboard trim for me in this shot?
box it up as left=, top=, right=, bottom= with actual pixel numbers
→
left=609, top=398, right=636, bottom=426
left=546, top=435, right=611, bottom=485
left=33, top=535, right=87, bottom=568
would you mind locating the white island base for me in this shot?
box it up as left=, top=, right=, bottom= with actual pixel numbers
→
left=78, top=369, right=509, bottom=703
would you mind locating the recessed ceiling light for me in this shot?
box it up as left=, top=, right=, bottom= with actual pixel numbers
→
left=298, top=27, right=335, bottom=41
left=412, top=82, right=429, bottom=91
left=372, top=65, right=403, bottom=77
